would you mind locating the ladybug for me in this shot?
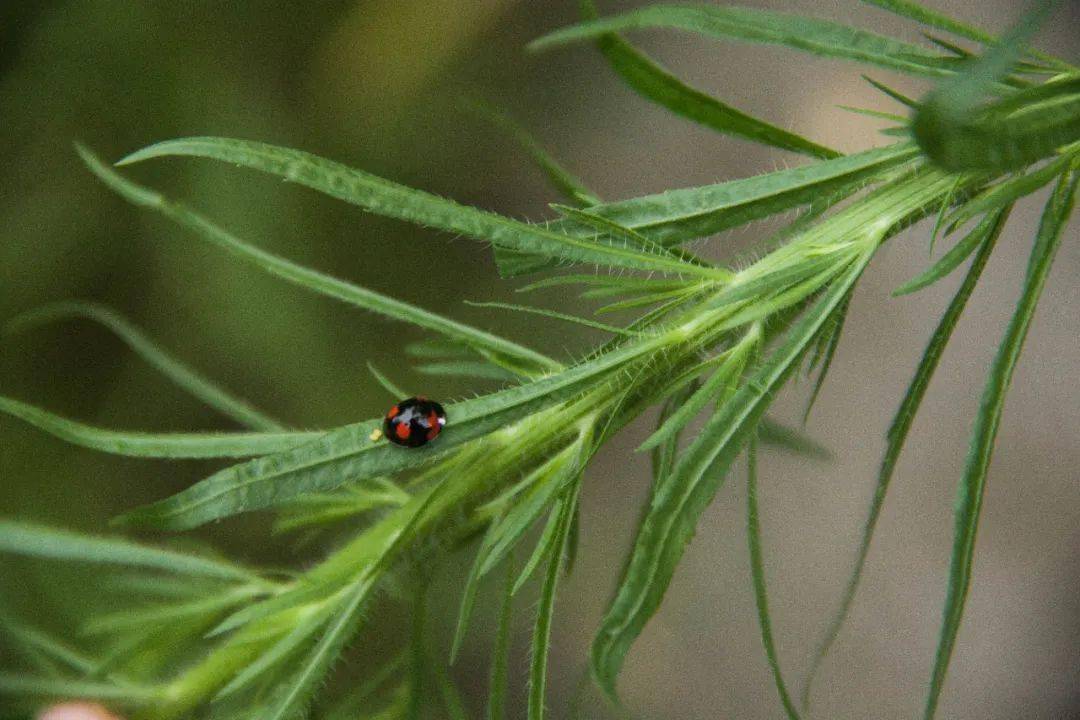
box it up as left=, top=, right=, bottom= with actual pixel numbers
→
left=382, top=396, right=447, bottom=448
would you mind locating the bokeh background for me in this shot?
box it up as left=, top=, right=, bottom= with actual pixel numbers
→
left=2, top=1, right=1078, bottom=718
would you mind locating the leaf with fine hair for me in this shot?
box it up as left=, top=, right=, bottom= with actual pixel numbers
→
left=0, top=521, right=261, bottom=583
left=925, top=161, right=1076, bottom=720
left=584, top=142, right=918, bottom=247
left=638, top=328, right=759, bottom=452
left=262, top=578, right=374, bottom=720
left=78, top=145, right=560, bottom=377
left=496, top=142, right=917, bottom=276
left=0, top=395, right=316, bottom=459
left=579, top=1, right=838, bottom=159
left=114, top=137, right=730, bottom=281
left=944, top=152, right=1075, bottom=231
left=893, top=206, right=1010, bottom=296
left=745, top=440, right=801, bottom=720
left=451, top=441, right=581, bottom=661
left=801, top=207, right=1010, bottom=710
left=466, top=300, right=641, bottom=337
left=592, top=251, right=871, bottom=699
left=532, top=4, right=952, bottom=77
left=116, top=333, right=661, bottom=530
left=3, top=301, right=284, bottom=431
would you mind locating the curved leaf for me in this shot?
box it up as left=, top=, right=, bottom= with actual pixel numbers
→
left=802, top=207, right=1010, bottom=710
left=0, top=521, right=260, bottom=582
left=78, top=145, right=561, bottom=376
left=591, top=252, right=871, bottom=698
left=533, top=4, right=952, bottom=77
left=582, top=1, right=838, bottom=159
left=924, top=161, right=1076, bottom=720
left=114, top=138, right=731, bottom=281
left=0, top=395, right=316, bottom=459
left=4, top=301, right=283, bottom=431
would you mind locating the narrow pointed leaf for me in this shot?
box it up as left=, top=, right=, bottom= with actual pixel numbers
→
left=4, top=301, right=283, bottom=431
left=0, top=521, right=259, bottom=582
left=925, top=161, right=1076, bottom=720
left=894, top=207, right=1008, bottom=296
left=945, top=152, right=1074, bottom=231
left=0, top=395, right=316, bottom=459
left=746, top=440, right=801, bottom=720
left=582, top=2, right=838, bottom=158
left=858, top=0, right=1074, bottom=72
left=487, top=558, right=515, bottom=720
left=114, top=138, right=730, bottom=281
left=532, top=5, right=952, bottom=77
left=592, top=252, right=871, bottom=698
left=802, top=207, right=1011, bottom=709
left=78, top=145, right=560, bottom=375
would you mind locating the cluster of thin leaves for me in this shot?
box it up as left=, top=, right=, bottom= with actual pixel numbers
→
left=1, top=1, right=1076, bottom=719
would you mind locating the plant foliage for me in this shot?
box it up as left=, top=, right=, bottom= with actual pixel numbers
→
left=1, top=1, right=1076, bottom=719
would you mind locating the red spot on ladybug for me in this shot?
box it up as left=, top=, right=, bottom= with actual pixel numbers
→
left=383, top=397, right=447, bottom=448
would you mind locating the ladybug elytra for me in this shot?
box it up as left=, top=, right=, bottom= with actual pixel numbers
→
left=382, top=397, right=446, bottom=448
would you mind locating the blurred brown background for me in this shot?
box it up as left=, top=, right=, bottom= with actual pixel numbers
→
left=1, top=1, right=1077, bottom=718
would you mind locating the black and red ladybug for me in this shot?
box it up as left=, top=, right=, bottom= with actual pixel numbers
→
left=382, top=396, right=446, bottom=448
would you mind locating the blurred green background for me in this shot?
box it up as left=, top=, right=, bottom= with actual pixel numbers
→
left=2, top=1, right=1078, bottom=718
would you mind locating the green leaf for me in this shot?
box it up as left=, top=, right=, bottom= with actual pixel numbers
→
left=581, top=1, right=838, bottom=159
left=532, top=5, right=953, bottom=77
left=114, top=138, right=730, bottom=281
left=486, top=558, right=515, bottom=720
left=263, top=578, right=374, bottom=720
left=366, top=362, right=410, bottom=399
left=893, top=206, right=1009, bottom=296
left=801, top=207, right=1011, bottom=710
left=462, top=100, right=601, bottom=207
left=495, top=142, right=917, bottom=276
left=116, top=333, right=662, bottom=530
left=0, top=611, right=95, bottom=676
left=78, top=145, right=561, bottom=377
left=745, top=440, right=801, bottom=720
left=802, top=287, right=853, bottom=422
left=466, top=300, right=640, bottom=337
left=0, top=520, right=259, bottom=582
left=0, top=674, right=159, bottom=703
left=862, top=75, right=918, bottom=109
left=586, top=142, right=918, bottom=247
left=214, top=611, right=325, bottom=700
left=912, top=3, right=1078, bottom=172
left=528, top=490, right=577, bottom=720
left=638, top=327, right=759, bottom=452
left=0, top=395, right=317, bottom=459
left=925, top=160, right=1076, bottom=720
left=858, top=0, right=1075, bottom=72
left=415, top=360, right=520, bottom=382
left=592, top=251, right=872, bottom=698
left=3, top=301, right=284, bottom=431
left=944, top=152, right=1075, bottom=231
